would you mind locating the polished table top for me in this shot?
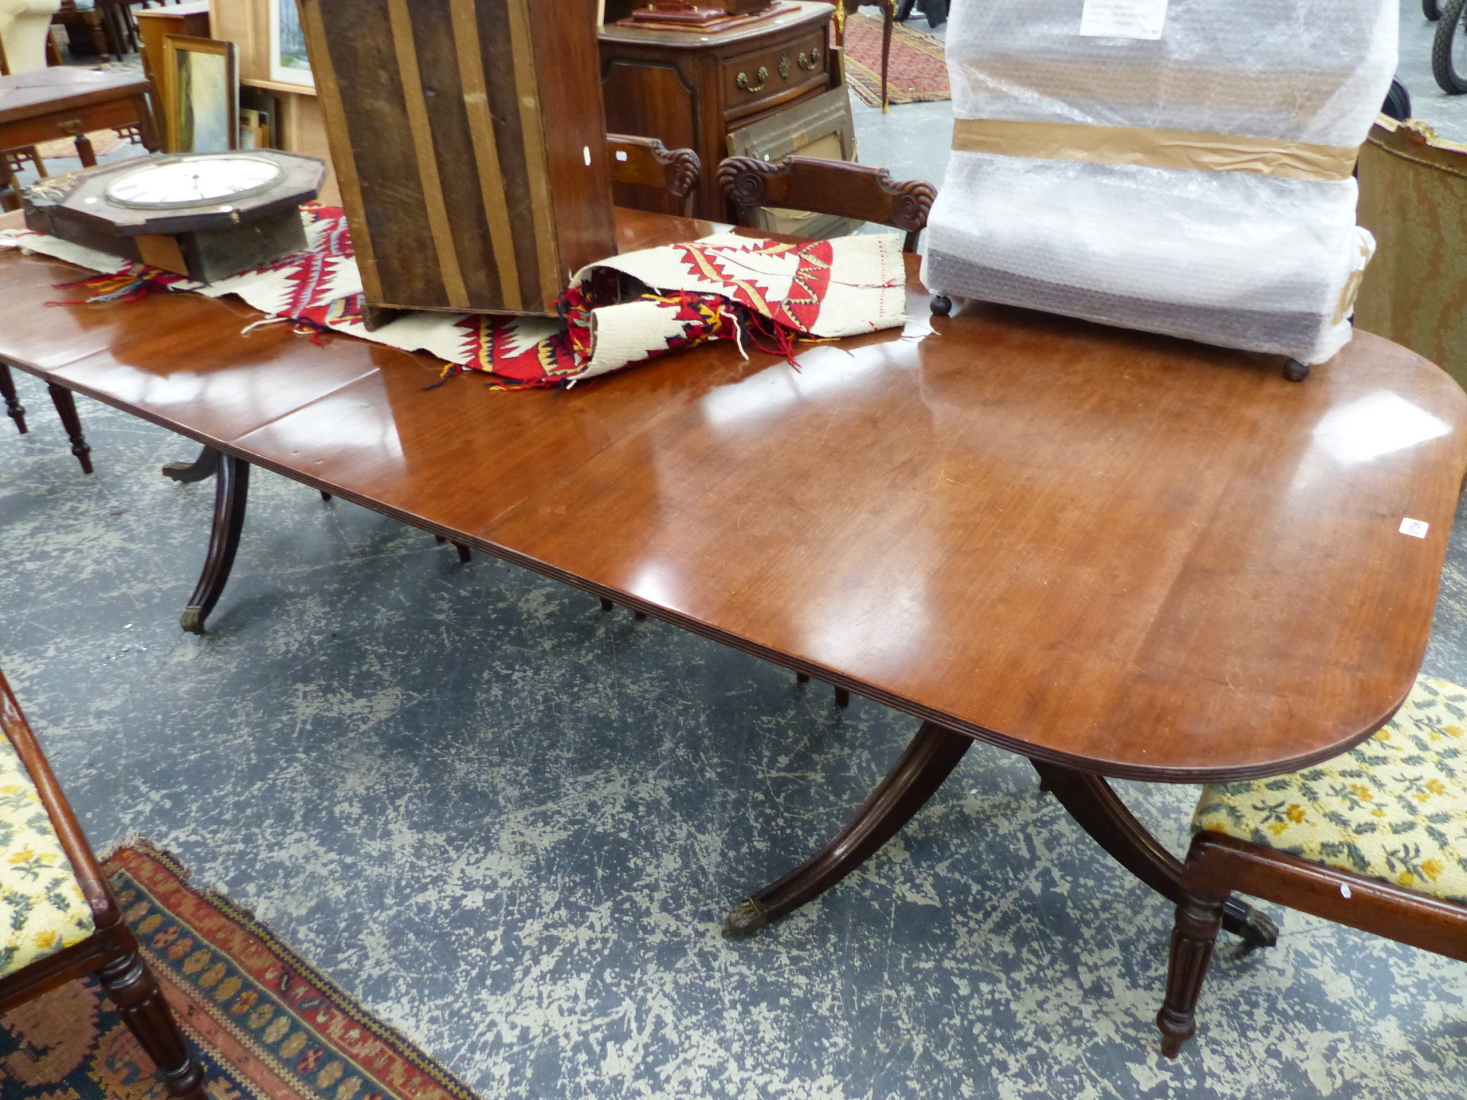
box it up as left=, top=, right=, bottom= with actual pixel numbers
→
left=3, top=208, right=1465, bottom=781
left=0, top=68, right=152, bottom=123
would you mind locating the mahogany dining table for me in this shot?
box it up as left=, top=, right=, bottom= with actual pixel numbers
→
left=2, top=205, right=1465, bottom=948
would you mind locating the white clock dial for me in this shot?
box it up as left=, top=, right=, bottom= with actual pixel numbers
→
left=103, top=155, right=285, bottom=210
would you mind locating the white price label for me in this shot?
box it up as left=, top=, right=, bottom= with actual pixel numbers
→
left=1400, top=518, right=1430, bottom=538
left=1080, top=0, right=1169, bottom=40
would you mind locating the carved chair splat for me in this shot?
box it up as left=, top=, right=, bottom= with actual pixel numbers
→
left=717, top=154, right=936, bottom=253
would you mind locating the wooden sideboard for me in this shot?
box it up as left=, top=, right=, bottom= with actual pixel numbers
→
left=599, top=1, right=838, bottom=219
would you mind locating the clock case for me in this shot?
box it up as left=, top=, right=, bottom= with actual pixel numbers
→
left=23, top=151, right=327, bottom=283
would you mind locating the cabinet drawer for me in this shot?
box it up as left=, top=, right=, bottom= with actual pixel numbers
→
left=722, top=30, right=829, bottom=121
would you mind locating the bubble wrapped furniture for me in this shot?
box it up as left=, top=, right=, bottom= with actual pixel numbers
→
left=924, top=0, right=1397, bottom=370
left=1157, top=677, right=1467, bottom=1057
left=0, top=669, right=205, bottom=1098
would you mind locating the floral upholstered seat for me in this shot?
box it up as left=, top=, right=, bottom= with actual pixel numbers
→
left=1193, top=677, right=1467, bottom=904
left=0, top=736, right=93, bottom=977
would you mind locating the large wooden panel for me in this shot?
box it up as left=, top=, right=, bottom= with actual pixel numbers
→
left=299, top=0, right=616, bottom=316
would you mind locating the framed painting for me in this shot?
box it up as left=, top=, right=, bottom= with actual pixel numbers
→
left=163, top=35, right=240, bottom=154
left=268, top=0, right=314, bottom=88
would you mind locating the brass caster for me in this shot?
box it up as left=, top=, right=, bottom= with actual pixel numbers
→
left=180, top=606, right=206, bottom=635
left=1233, top=906, right=1278, bottom=949
left=721, top=897, right=769, bottom=940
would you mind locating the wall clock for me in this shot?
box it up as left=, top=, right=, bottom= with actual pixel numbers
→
left=23, top=150, right=327, bottom=283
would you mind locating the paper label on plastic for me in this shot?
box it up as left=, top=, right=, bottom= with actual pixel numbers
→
left=1079, top=0, right=1168, bottom=40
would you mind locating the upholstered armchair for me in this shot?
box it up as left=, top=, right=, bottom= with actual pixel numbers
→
left=0, top=0, right=62, bottom=74
left=0, top=669, right=205, bottom=1097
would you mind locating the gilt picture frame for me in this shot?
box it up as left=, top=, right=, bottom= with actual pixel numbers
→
left=163, top=35, right=240, bottom=154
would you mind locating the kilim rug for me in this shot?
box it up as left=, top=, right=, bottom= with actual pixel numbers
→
left=0, top=843, right=478, bottom=1100
left=841, top=13, right=949, bottom=108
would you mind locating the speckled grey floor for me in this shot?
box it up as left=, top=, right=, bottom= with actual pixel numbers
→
left=4, top=5, right=1467, bottom=1096
left=3, top=370, right=1467, bottom=1099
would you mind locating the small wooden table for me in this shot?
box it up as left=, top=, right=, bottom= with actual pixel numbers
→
left=3, top=206, right=1465, bottom=951
left=0, top=68, right=157, bottom=171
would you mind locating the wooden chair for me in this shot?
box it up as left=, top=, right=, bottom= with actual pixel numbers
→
left=1156, top=676, right=1467, bottom=1057
left=606, top=134, right=700, bottom=218
left=717, top=155, right=936, bottom=253
left=0, top=668, right=206, bottom=1097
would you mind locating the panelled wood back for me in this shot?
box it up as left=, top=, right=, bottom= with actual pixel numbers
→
left=299, top=0, right=617, bottom=317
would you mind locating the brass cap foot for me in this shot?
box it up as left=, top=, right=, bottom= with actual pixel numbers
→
left=721, top=898, right=768, bottom=940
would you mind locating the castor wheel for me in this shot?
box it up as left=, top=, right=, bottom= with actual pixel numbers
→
left=930, top=294, right=952, bottom=317
left=1283, top=359, right=1310, bottom=382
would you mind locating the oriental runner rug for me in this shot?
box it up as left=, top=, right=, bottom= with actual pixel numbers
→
left=841, top=13, right=950, bottom=108
left=0, top=843, right=478, bottom=1100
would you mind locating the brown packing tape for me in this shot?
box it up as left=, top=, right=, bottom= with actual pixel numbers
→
left=951, top=118, right=1359, bottom=182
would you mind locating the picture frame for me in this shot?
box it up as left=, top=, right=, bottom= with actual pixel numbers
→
left=163, top=35, right=240, bottom=154
left=268, top=0, right=315, bottom=89
left=726, top=85, right=858, bottom=164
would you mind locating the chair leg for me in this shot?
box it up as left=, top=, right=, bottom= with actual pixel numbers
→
left=1, top=364, right=27, bottom=434
left=181, top=453, right=249, bottom=634
left=98, top=948, right=207, bottom=1098
left=1157, top=892, right=1227, bottom=1058
left=834, top=686, right=851, bottom=708
left=881, top=0, right=895, bottom=112
left=452, top=541, right=472, bottom=563
left=46, top=383, right=93, bottom=474
left=599, top=597, right=614, bottom=612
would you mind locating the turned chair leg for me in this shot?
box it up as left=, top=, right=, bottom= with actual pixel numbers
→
left=433, top=534, right=471, bottom=562
left=1157, top=892, right=1227, bottom=1058
left=0, top=363, right=27, bottom=434
left=792, top=672, right=848, bottom=706
left=47, top=383, right=93, bottom=474
left=99, top=948, right=206, bottom=1098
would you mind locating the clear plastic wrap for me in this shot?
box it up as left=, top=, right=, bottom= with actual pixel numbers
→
left=922, top=0, right=1397, bottom=363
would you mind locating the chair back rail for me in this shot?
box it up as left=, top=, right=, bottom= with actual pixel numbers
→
left=717, top=155, right=937, bottom=253
left=607, top=134, right=701, bottom=218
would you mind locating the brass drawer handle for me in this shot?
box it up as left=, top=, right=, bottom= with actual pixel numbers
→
left=798, top=47, right=822, bottom=70
left=778, top=55, right=790, bottom=80
left=736, top=65, right=769, bottom=93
